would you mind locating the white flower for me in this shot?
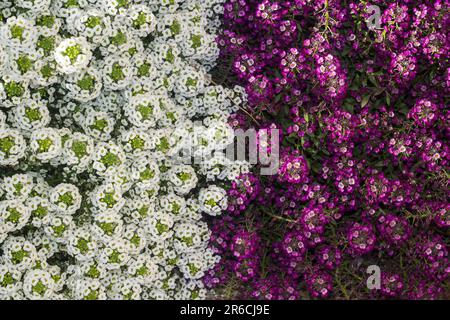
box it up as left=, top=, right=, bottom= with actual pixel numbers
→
left=104, top=166, right=134, bottom=193
left=205, top=119, right=235, bottom=150
left=54, top=37, right=92, bottom=74
left=62, top=132, right=94, bottom=168
left=92, top=141, right=126, bottom=177
left=33, top=58, right=59, bottom=86
left=101, top=54, right=133, bottom=90
left=2, top=173, right=34, bottom=200
left=67, top=227, right=98, bottom=261
left=63, top=67, right=103, bottom=102
left=174, top=65, right=205, bottom=97
left=165, top=165, right=198, bottom=195
left=92, top=211, right=124, bottom=242
left=119, top=129, right=155, bottom=157
left=100, top=22, right=133, bottom=56
left=122, top=223, right=147, bottom=254
left=66, top=9, right=111, bottom=45
left=174, top=279, right=207, bottom=300
left=109, top=277, right=142, bottom=300
left=97, top=238, right=131, bottom=270
left=30, top=128, right=62, bottom=161
left=173, top=220, right=210, bottom=253
left=1, top=16, right=37, bottom=50
left=125, top=94, right=164, bottom=129
left=99, top=0, right=131, bottom=16
left=44, top=215, right=74, bottom=243
left=131, top=156, right=160, bottom=188
left=126, top=255, right=160, bottom=285
left=0, top=200, right=31, bottom=233
left=122, top=197, right=154, bottom=225
left=35, top=12, right=62, bottom=36
left=8, top=49, right=39, bottom=81
left=178, top=249, right=218, bottom=280
left=90, top=183, right=125, bottom=214
left=0, top=264, right=23, bottom=297
left=0, top=0, right=249, bottom=300
left=199, top=185, right=227, bottom=216
left=0, top=76, right=30, bottom=107
left=0, top=129, right=27, bottom=166
left=13, top=99, right=51, bottom=131
left=70, top=278, right=107, bottom=300
left=145, top=212, right=174, bottom=243
left=131, top=51, right=155, bottom=83
left=0, top=45, right=8, bottom=75
left=2, top=236, right=38, bottom=271
left=198, top=151, right=233, bottom=181
left=67, top=260, right=107, bottom=282
left=151, top=45, right=179, bottom=73
left=159, top=192, right=186, bottom=218
left=49, top=183, right=82, bottom=214
left=83, top=110, right=115, bottom=141
left=26, top=196, right=53, bottom=227
left=127, top=5, right=157, bottom=37
left=23, top=269, right=55, bottom=300
left=16, top=0, right=52, bottom=13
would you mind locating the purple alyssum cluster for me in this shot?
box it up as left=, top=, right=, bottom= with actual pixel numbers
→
left=205, top=0, right=449, bottom=299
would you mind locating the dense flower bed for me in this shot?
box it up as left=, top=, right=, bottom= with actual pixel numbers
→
left=0, top=0, right=448, bottom=301
left=205, top=0, right=450, bottom=299
left=0, top=0, right=251, bottom=300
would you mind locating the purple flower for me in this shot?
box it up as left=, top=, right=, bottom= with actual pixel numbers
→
left=305, top=269, right=333, bottom=298
left=209, top=0, right=449, bottom=300
left=347, top=222, right=377, bottom=256
left=377, top=214, right=411, bottom=246
left=278, top=151, right=309, bottom=184
left=381, top=273, right=404, bottom=298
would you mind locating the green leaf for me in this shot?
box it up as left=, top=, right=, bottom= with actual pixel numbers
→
left=368, top=75, right=379, bottom=87
left=361, top=94, right=371, bottom=108
left=304, top=113, right=309, bottom=122
left=343, top=102, right=355, bottom=114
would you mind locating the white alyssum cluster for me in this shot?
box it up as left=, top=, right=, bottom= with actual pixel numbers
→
left=0, top=0, right=249, bottom=300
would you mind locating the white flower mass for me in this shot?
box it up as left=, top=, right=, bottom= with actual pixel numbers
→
left=0, top=0, right=248, bottom=300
